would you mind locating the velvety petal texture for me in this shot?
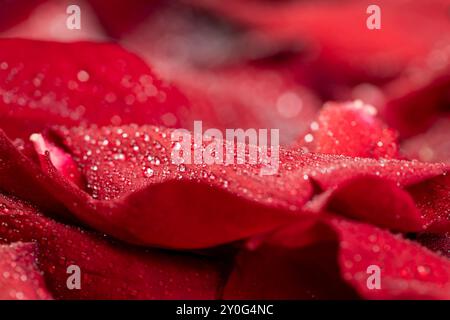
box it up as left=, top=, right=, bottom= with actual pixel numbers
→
left=0, top=193, right=224, bottom=299
left=0, top=4, right=449, bottom=300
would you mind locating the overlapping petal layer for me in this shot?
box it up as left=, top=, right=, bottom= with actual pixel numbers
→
left=223, top=217, right=450, bottom=300
left=0, top=193, right=224, bottom=299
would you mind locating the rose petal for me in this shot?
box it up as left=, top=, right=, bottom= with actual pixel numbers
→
left=0, top=39, right=190, bottom=139
left=300, top=101, right=399, bottom=158
left=308, top=172, right=449, bottom=233
left=89, top=1, right=322, bottom=141
left=306, top=156, right=448, bottom=191
left=189, top=0, right=450, bottom=89
left=0, top=193, right=224, bottom=299
left=1, top=128, right=312, bottom=249
left=0, top=241, right=52, bottom=300
left=48, top=125, right=449, bottom=246
left=1, top=126, right=447, bottom=248
left=383, top=64, right=450, bottom=138
left=401, top=117, right=450, bottom=163
left=407, top=174, right=450, bottom=233
left=326, top=176, right=424, bottom=232
left=330, top=217, right=450, bottom=299
left=0, top=128, right=69, bottom=217
left=223, top=216, right=450, bottom=299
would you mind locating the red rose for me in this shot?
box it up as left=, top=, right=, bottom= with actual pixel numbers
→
left=0, top=1, right=449, bottom=300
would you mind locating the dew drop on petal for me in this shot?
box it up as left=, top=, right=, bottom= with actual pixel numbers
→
left=304, top=134, right=314, bottom=143
left=77, top=70, right=90, bottom=82
left=144, top=168, right=154, bottom=177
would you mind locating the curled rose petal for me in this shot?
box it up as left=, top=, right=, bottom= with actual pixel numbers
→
left=30, top=133, right=83, bottom=188
left=0, top=2, right=448, bottom=303
left=0, top=39, right=190, bottom=140
left=0, top=0, right=107, bottom=41
left=48, top=125, right=447, bottom=196
left=307, top=173, right=449, bottom=233
left=305, top=156, right=447, bottom=191
left=300, top=101, right=399, bottom=158
left=45, top=125, right=449, bottom=244
left=1, top=125, right=447, bottom=248
left=0, top=241, right=52, bottom=300
left=223, top=216, right=450, bottom=300
left=1, top=127, right=313, bottom=249
left=88, top=0, right=162, bottom=37
left=383, top=64, right=450, bottom=138
left=0, top=193, right=224, bottom=299
left=325, top=176, right=425, bottom=232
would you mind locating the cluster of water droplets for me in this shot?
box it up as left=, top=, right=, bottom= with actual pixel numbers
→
left=0, top=53, right=180, bottom=131
left=332, top=219, right=437, bottom=287
left=50, top=122, right=449, bottom=212
left=54, top=125, right=317, bottom=209
left=0, top=61, right=87, bottom=121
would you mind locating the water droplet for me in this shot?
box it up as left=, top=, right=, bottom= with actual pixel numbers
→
left=304, top=134, right=314, bottom=143
left=173, top=142, right=181, bottom=151
left=113, top=153, right=125, bottom=160
left=417, top=265, right=431, bottom=276
left=77, top=70, right=90, bottom=82
left=310, top=121, right=319, bottom=131
left=144, top=168, right=154, bottom=177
